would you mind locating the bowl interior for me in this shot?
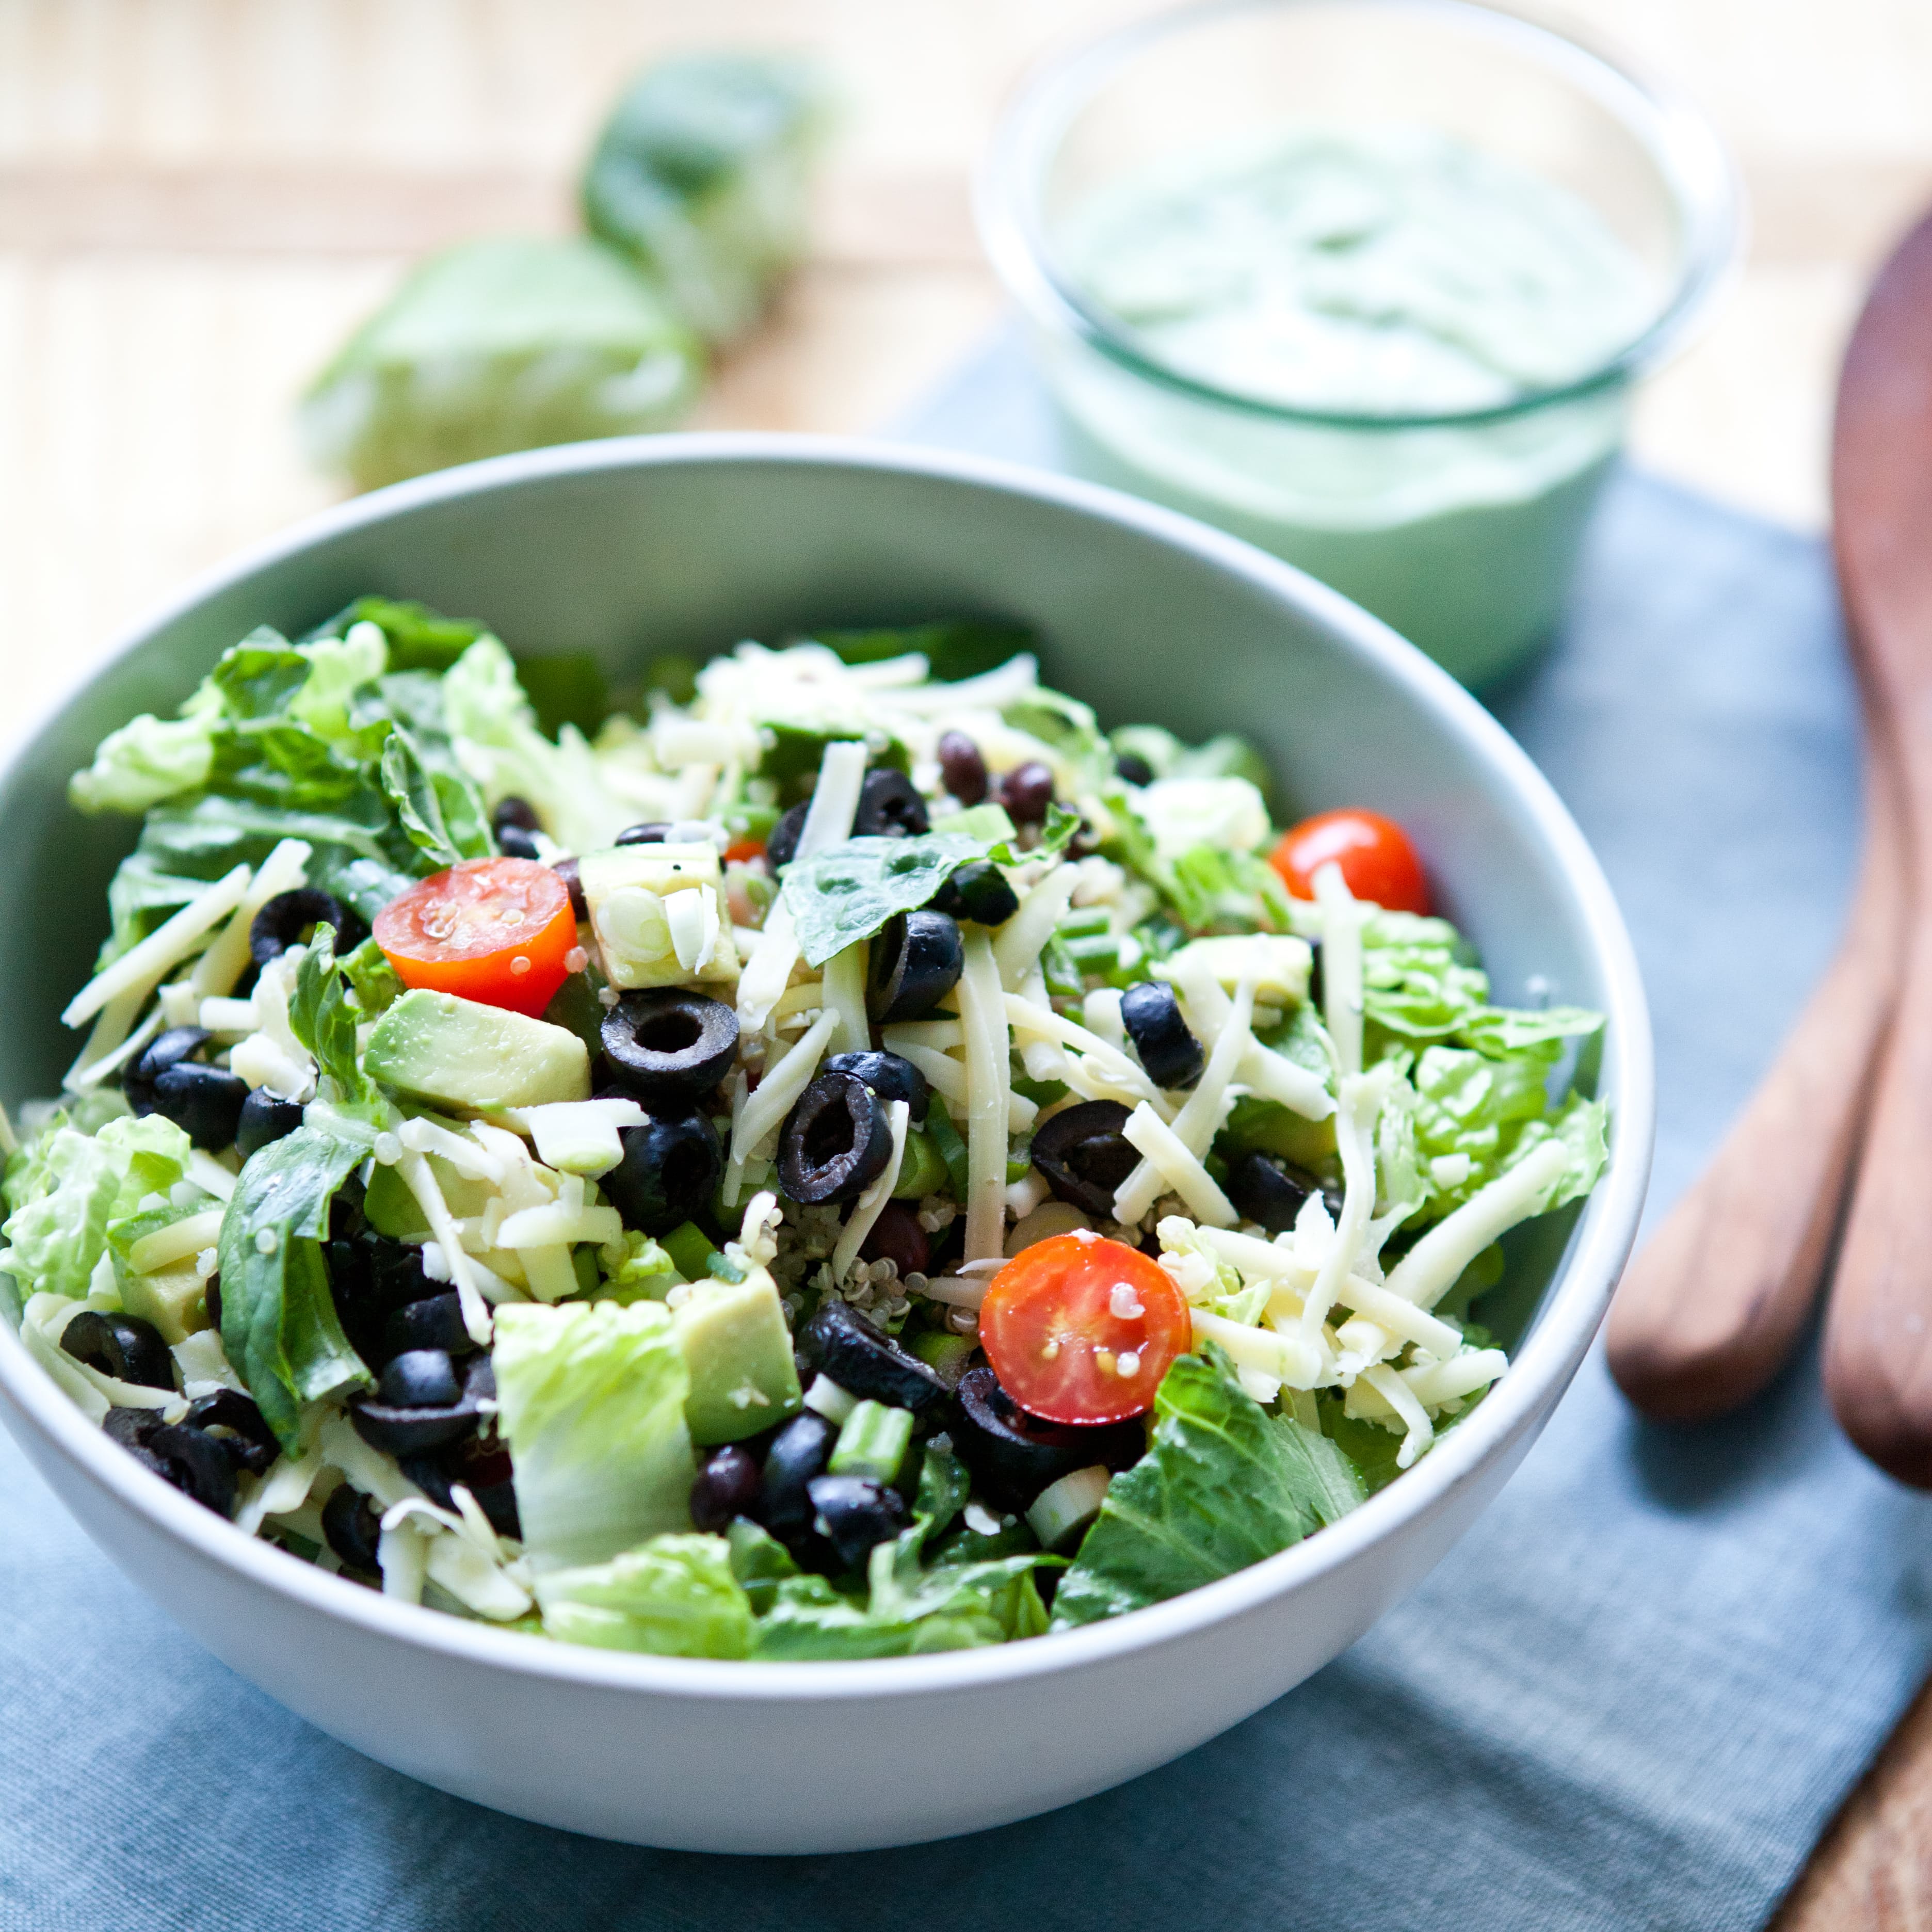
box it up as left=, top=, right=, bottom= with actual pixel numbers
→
left=0, top=437, right=1634, bottom=1361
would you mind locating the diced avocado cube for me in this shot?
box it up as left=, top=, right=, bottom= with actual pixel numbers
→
left=120, top=1262, right=210, bottom=1345
left=365, top=989, right=591, bottom=1112
left=674, top=1267, right=801, bottom=1446
left=577, top=843, right=737, bottom=991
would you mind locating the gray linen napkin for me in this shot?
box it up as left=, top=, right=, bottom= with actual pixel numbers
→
left=0, top=339, right=1926, bottom=1931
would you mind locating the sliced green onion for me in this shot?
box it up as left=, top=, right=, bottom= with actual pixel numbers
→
left=1055, top=906, right=1110, bottom=940
left=1025, top=1464, right=1112, bottom=1550
left=803, top=1374, right=860, bottom=1425
left=828, top=1398, right=913, bottom=1483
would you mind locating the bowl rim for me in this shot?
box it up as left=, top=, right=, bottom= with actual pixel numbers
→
left=0, top=429, right=1653, bottom=1702
left=976, top=0, right=1744, bottom=430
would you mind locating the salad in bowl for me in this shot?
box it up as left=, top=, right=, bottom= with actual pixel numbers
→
left=3, top=597, right=1606, bottom=1661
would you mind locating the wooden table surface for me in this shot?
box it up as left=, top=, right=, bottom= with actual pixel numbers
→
left=6, top=2, right=1931, bottom=1920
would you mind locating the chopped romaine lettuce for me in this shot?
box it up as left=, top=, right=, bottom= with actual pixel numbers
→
left=534, top=1532, right=753, bottom=1657
left=492, top=1300, right=696, bottom=1570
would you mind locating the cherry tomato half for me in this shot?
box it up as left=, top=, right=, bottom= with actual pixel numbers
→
left=1269, top=808, right=1430, bottom=914
left=722, top=835, right=766, bottom=865
left=980, top=1234, right=1192, bottom=1425
left=374, top=857, right=577, bottom=1019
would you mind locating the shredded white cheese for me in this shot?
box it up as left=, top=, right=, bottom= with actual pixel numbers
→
left=727, top=1009, right=838, bottom=1184
left=190, top=839, right=312, bottom=997
left=63, top=862, right=253, bottom=1030
left=1313, top=862, right=1365, bottom=1078
left=957, top=927, right=1012, bottom=1262
left=735, top=899, right=800, bottom=1036
left=794, top=739, right=868, bottom=860
left=397, top=1151, right=492, bottom=1344
left=820, top=939, right=870, bottom=1056
left=1297, top=1064, right=1391, bottom=1346
left=992, top=864, right=1079, bottom=991
left=1381, top=1137, right=1570, bottom=1311
left=831, top=1099, right=910, bottom=1282
left=1119, top=1104, right=1236, bottom=1226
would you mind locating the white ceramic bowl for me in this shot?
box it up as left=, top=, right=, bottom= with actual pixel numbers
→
left=0, top=434, right=1651, bottom=1853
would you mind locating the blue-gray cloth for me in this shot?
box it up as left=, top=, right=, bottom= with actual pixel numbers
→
left=3, top=338, right=1926, bottom=1932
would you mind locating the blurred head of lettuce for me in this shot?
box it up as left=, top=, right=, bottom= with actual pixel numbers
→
left=301, top=52, right=829, bottom=495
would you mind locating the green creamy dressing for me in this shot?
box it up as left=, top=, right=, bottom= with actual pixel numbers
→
left=1064, top=126, right=1652, bottom=417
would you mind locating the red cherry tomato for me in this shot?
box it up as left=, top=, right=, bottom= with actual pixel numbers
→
left=1269, top=808, right=1429, bottom=914
left=722, top=835, right=766, bottom=865
left=980, top=1234, right=1192, bottom=1425
left=374, top=857, right=577, bottom=1018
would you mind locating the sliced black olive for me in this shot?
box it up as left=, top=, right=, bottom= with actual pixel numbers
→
left=104, top=1405, right=160, bottom=1453
left=141, top=1421, right=239, bottom=1518
left=1121, top=980, right=1204, bottom=1090
left=324, top=1230, right=432, bottom=1367
left=322, top=1483, right=384, bottom=1572
left=937, top=730, right=988, bottom=805
left=851, top=767, right=929, bottom=840
left=124, top=1026, right=211, bottom=1115
left=496, top=824, right=541, bottom=861
left=1225, top=1151, right=1340, bottom=1234
left=493, top=796, right=540, bottom=835
left=61, top=1310, right=175, bottom=1391
left=348, top=1350, right=491, bottom=1457
left=382, top=1291, right=473, bottom=1362
left=250, top=887, right=364, bottom=968
left=182, top=1390, right=278, bottom=1475
left=759, top=1411, right=839, bottom=1541
left=1000, top=761, right=1055, bottom=825
left=808, top=1474, right=910, bottom=1571
left=763, top=801, right=809, bottom=872
left=777, top=1073, right=893, bottom=1205
left=552, top=856, right=588, bottom=920
left=1115, top=751, right=1154, bottom=787
left=931, top=859, right=1020, bottom=927
left=952, top=1366, right=1145, bottom=1512
left=235, top=1086, right=305, bottom=1162
left=866, top=910, right=963, bottom=1025
left=859, top=1200, right=929, bottom=1278
left=601, top=989, right=739, bottom=1102
left=823, top=1049, right=930, bottom=1126
left=616, top=821, right=674, bottom=845
left=152, top=1062, right=250, bottom=1151
left=690, top=1444, right=763, bottom=1532
left=796, top=1299, right=949, bottom=1418
left=379, top=1348, right=462, bottom=1408
left=401, top=1428, right=520, bottom=1539
left=601, top=1104, right=723, bottom=1235
left=1029, top=1100, right=1140, bottom=1219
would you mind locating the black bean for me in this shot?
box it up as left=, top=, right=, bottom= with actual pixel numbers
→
left=235, top=1087, right=304, bottom=1162
left=851, top=768, right=929, bottom=840
left=951, top=1366, right=1145, bottom=1512
left=382, top=1292, right=473, bottom=1362
left=600, top=988, right=739, bottom=1103
left=690, top=1444, right=763, bottom=1532
left=552, top=856, right=587, bottom=920
left=496, top=824, right=541, bottom=861
left=1121, top=979, right=1205, bottom=1090
left=378, top=1349, right=462, bottom=1408
left=937, top=730, right=988, bottom=806
left=866, top=910, right=963, bottom=1025
left=859, top=1200, right=929, bottom=1279
left=1000, top=761, right=1055, bottom=825
left=1029, top=1100, right=1141, bottom=1219
left=250, top=888, right=363, bottom=968
left=759, top=1412, right=839, bottom=1541
left=807, top=1474, right=909, bottom=1571
left=1225, top=1152, right=1339, bottom=1234
left=322, top=1484, right=384, bottom=1572
left=124, top=1026, right=211, bottom=1116
left=616, top=821, right=674, bottom=845
left=61, top=1311, right=175, bottom=1391
left=777, top=1073, right=894, bottom=1205
left=152, top=1062, right=250, bottom=1150
left=931, top=859, right=1020, bottom=927
left=600, top=1104, right=723, bottom=1236
left=823, top=1050, right=930, bottom=1126
left=1115, top=751, right=1154, bottom=788
left=492, top=796, right=540, bottom=834
left=143, top=1422, right=239, bottom=1517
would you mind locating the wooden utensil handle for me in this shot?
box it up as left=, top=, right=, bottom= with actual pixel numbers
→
left=1607, top=729, right=1905, bottom=1421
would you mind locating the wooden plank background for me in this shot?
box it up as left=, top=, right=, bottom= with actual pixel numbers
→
left=3, top=2, right=1930, bottom=1918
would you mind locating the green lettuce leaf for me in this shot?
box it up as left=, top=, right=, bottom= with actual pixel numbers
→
left=533, top=1532, right=753, bottom=1658
left=339, top=936, right=405, bottom=1018
left=378, top=727, right=492, bottom=869
left=68, top=713, right=217, bottom=815
left=305, top=596, right=490, bottom=675
left=1052, top=1346, right=1362, bottom=1629
left=287, top=926, right=377, bottom=1108
left=216, top=1125, right=373, bottom=1447
left=779, top=832, right=984, bottom=969
left=1, top=1113, right=197, bottom=1303
left=492, top=1300, right=696, bottom=1570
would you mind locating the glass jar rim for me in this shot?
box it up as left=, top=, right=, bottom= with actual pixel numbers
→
left=976, top=0, right=1744, bottom=432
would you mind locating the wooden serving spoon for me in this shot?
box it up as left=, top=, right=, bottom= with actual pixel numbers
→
left=1822, top=210, right=1932, bottom=1487
left=1604, top=229, right=1918, bottom=1424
